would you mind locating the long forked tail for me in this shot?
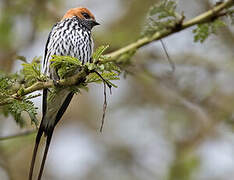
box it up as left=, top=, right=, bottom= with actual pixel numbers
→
left=37, top=128, right=55, bottom=180
left=29, top=89, right=48, bottom=180
left=29, top=90, right=74, bottom=180
left=36, top=92, right=74, bottom=179
left=28, top=126, right=44, bottom=180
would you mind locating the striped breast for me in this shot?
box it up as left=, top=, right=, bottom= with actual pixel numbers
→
left=42, top=17, right=94, bottom=76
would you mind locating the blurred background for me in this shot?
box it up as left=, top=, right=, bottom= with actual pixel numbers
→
left=0, top=0, right=234, bottom=180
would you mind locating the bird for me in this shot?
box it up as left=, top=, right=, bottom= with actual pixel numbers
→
left=28, top=7, right=99, bottom=180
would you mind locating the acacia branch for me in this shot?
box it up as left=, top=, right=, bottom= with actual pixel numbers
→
left=0, top=67, right=89, bottom=105
left=106, top=0, right=234, bottom=60
left=0, top=0, right=233, bottom=106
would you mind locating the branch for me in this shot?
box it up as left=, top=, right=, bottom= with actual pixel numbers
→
left=105, top=0, right=234, bottom=60
left=0, top=0, right=233, bottom=105
left=0, top=67, right=89, bottom=106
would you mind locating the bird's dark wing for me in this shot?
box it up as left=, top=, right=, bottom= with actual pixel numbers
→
left=42, top=25, right=54, bottom=69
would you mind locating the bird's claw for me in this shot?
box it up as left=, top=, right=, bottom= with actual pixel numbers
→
left=53, top=80, right=60, bottom=87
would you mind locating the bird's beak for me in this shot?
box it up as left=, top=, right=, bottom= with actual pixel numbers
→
left=93, top=21, right=100, bottom=26
left=86, top=19, right=100, bottom=29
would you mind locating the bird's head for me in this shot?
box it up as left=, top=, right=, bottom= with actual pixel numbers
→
left=62, top=7, right=99, bottom=30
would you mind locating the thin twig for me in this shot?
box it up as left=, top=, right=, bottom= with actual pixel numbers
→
left=91, top=71, right=110, bottom=132
left=160, top=40, right=175, bottom=73
left=100, top=82, right=107, bottom=132
left=93, top=70, right=112, bottom=90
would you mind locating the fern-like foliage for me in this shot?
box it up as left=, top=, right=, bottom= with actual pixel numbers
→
left=92, top=45, right=110, bottom=62
left=0, top=71, right=22, bottom=104
left=193, top=19, right=226, bottom=43
left=50, top=55, right=82, bottom=79
left=0, top=45, right=120, bottom=127
left=21, top=57, right=45, bottom=86
left=192, top=3, right=234, bottom=43
left=51, top=45, right=120, bottom=92
left=144, top=0, right=233, bottom=43
left=86, top=72, right=119, bottom=88
left=0, top=70, right=39, bottom=126
left=0, top=71, right=17, bottom=98
left=142, top=0, right=181, bottom=36
left=6, top=99, right=38, bottom=127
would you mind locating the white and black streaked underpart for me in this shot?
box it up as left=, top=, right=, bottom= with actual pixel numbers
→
left=43, top=16, right=94, bottom=77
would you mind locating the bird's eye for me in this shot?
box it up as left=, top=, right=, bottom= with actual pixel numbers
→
left=81, top=12, right=91, bottom=19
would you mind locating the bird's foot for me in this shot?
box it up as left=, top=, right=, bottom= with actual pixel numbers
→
left=53, top=80, right=60, bottom=87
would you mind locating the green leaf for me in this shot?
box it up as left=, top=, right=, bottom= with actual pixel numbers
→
left=7, top=99, right=38, bottom=127
left=86, top=62, right=96, bottom=71
left=0, top=70, right=39, bottom=126
left=92, top=45, right=110, bottom=61
left=0, top=71, right=20, bottom=98
left=103, top=62, right=121, bottom=73
left=211, top=19, right=226, bottom=33
left=149, top=0, right=177, bottom=17
left=21, top=58, right=42, bottom=86
left=51, top=55, right=82, bottom=66
left=86, top=72, right=119, bottom=88
left=49, top=45, right=119, bottom=95
left=142, top=0, right=180, bottom=36
left=50, top=55, right=82, bottom=79
left=193, top=19, right=226, bottom=43
left=16, top=55, right=27, bottom=63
